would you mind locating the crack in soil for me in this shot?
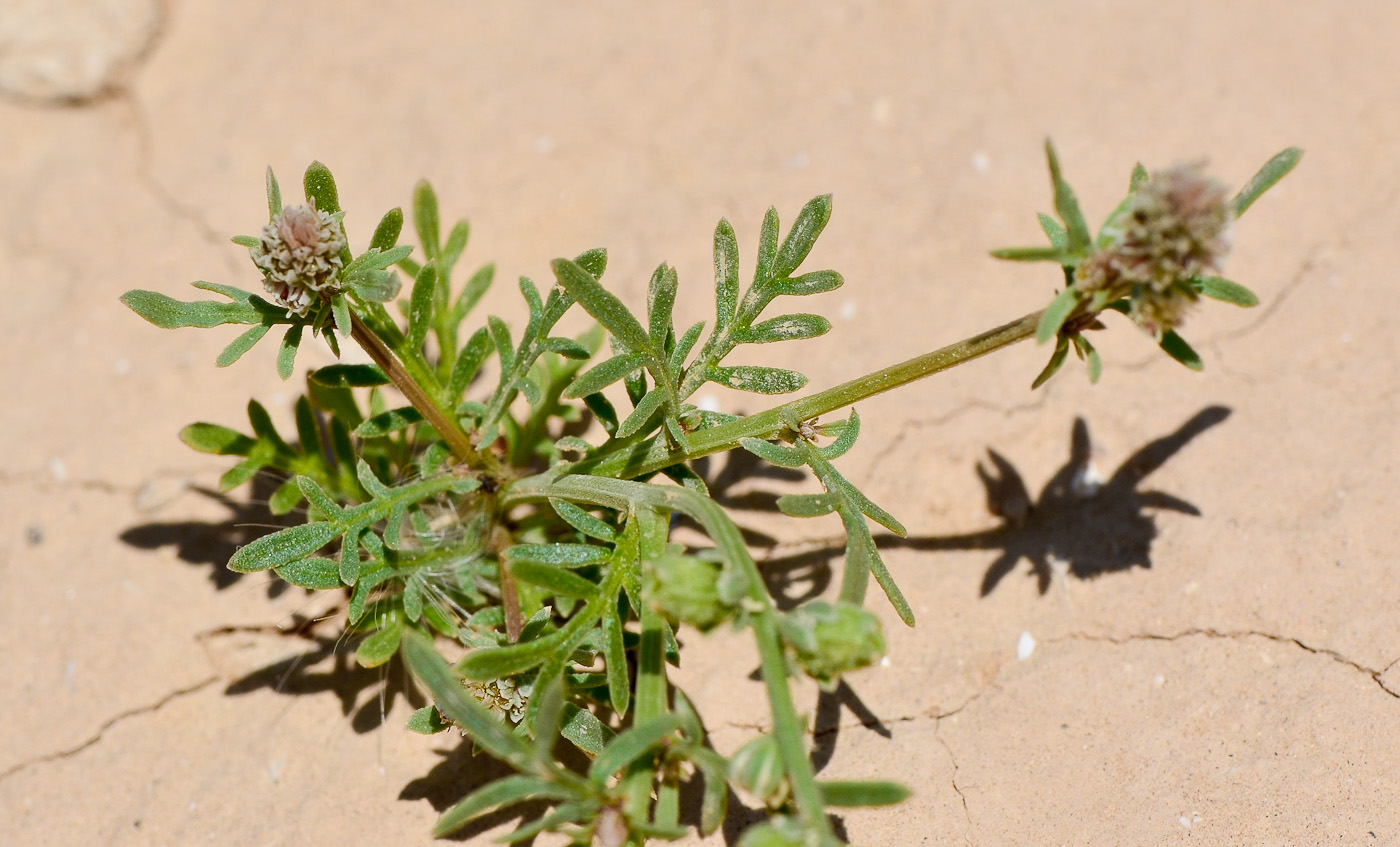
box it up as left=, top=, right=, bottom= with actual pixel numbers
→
left=1049, top=628, right=1399, bottom=700
left=119, top=89, right=243, bottom=278
left=0, top=674, right=216, bottom=787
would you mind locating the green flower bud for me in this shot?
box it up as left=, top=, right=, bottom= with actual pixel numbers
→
left=779, top=601, right=885, bottom=690
left=643, top=553, right=732, bottom=632
left=728, top=733, right=789, bottom=809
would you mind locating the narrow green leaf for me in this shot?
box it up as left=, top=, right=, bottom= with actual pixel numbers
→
left=296, top=476, right=341, bottom=518
left=331, top=295, right=351, bottom=338
left=487, top=315, right=515, bottom=371
left=505, top=544, right=611, bottom=568
left=1036, top=286, right=1080, bottom=344
left=120, top=288, right=263, bottom=329
left=276, top=324, right=303, bottom=380
left=539, top=337, right=591, bottom=359
left=457, top=630, right=569, bottom=680
left=560, top=703, right=613, bottom=756
left=1080, top=335, right=1103, bottom=383
left=406, top=705, right=451, bottom=735
left=179, top=423, right=255, bottom=455
left=302, top=161, right=342, bottom=214
left=990, top=245, right=1073, bottom=263
left=647, top=263, right=678, bottom=347
left=442, top=220, right=470, bottom=270
left=339, top=529, right=362, bottom=584
left=432, top=776, right=570, bottom=839
left=412, top=180, right=441, bottom=261
left=714, top=218, right=740, bottom=333
left=772, top=194, right=832, bottom=279
left=216, top=324, right=271, bottom=367
left=356, top=619, right=404, bottom=668
left=369, top=207, right=403, bottom=252
left=1031, top=335, right=1071, bottom=389
left=776, top=492, right=839, bottom=518
left=499, top=803, right=589, bottom=844
left=739, top=437, right=807, bottom=469
left=407, top=262, right=437, bottom=350
left=355, top=460, right=391, bottom=498
left=588, top=713, right=686, bottom=785
left=817, top=409, right=861, bottom=460
left=311, top=363, right=389, bottom=388
left=228, top=521, right=339, bottom=573
left=603, top=611, right=630, bottom=718
left=1129, top=162, right=1149, bottom=191
left=447, top=327, right=492, bottom=400
left=531, top=674, right=566, bottom=765
left=669, top=320, right=706, bottom=373
left=1159, top=330, right=1204, bottom=370
left=550, top=500, right=617, bottom=542
left=818, top=780, right=911, bottom=807
left=276, top=557, right=342, bottom=589
left=1232, top=147, right=1303, bottom=218
left=1193, top=275, right=1259, bottom=307
left=739, top=313, right=831, bottom=344
left=1045, top=140, right=1090, bottom=252
left=845, top=482, right=907, bottom=537
left=615, top=388, right=666, bottom=439
left=344, top=245, right=414, bottom=277
left=219, top=457, right=263, bottom=490
left=754, top=207, right=780, bottom=284
left=848, top=523, right=913, bottom=625
left=772, top=268, right=843, bottom=297
left=1038, top=212, right=1069, bottom=249
left=345, top=270, right=401, bottom=303
left=354, top=405, right=423, bottom=438
left=564, top=353, right=644, bottom=399
left=265, top=166, right=281, bottom=220
left=231, top=234, right=259, bottom=248
left=710, top=365, right=807, bottom=395
left=551, top=258, right=652, bottom=354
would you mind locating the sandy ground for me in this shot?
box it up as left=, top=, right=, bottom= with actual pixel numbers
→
left=2, top=2, right=1398, bottom=845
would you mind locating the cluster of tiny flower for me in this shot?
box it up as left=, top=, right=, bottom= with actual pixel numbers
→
left=463, top=676, right=529, bottom=724
left=1075, top=163, right=1232, bottom=337
left=252, top=204, right=346, bottom=317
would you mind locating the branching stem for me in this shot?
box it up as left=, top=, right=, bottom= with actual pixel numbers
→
left=576, top=308, right=1044, bottom=479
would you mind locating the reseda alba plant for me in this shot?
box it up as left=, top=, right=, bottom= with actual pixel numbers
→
left=122, top=141, right=1299, bottom=846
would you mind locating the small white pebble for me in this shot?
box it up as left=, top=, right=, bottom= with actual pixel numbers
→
left=1154, top=674, right=1165, bottom=686
left=789, top=151, right=809, bottom=169
left=838, top=299, right=856, bottom=321
left=697, top=395, right=720, bottom=413
left=188, top=801, right=198, bottom=812
left=1179, top=816, right=1191, bottom=828
left=1017, top=630, right=1036, bottom=661
left=114, top=358, right=132, bottom=375
left=268, top=755, right=285, bottom=784
left=879, top=656, right=891, bottom=668
left=534, top=135, right=555, bottom=154
left=971, top=152, right=991, bottom=174
left=49, top=458, right=67, bottom=482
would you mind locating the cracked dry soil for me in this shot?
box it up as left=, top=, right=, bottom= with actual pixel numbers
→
left=3, top=2, right=1400, bottom=845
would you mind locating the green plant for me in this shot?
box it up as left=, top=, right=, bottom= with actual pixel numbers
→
left=123, top=140, right=1298, bottom=846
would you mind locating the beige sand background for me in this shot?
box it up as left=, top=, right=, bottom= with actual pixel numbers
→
left=2, top=2, right=1398, bottom=845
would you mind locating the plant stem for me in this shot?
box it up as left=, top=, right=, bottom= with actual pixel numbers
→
left=576, top=308, right=1044, bottom=480
left=348, top=311, right=485, bottom=469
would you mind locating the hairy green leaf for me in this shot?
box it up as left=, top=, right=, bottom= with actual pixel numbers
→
left=1232, top=147, right=1303, bottom=218
left=772, top=194, right=831, bottom=279
left=711, top=365, right=807, bottom=394
left=311, top=363, right=389, bottom=388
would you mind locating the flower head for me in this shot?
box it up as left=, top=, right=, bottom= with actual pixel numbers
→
left=1075, top=162, right=1231, bottom=337
left=464, top=676, right=529, bottom=724
left=252, top=204, right=346, bottom=316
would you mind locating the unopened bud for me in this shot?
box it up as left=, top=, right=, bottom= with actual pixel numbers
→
left=251, top=204, right=346, bottom=316
left=779, top=601, right=885, bottom=689
left=644, top=553, right=732, bottom=632
left=728, top=733, right=789, bottom=809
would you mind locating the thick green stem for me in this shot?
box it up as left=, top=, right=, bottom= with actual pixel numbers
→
left=348, top=311, right=494, bottom=472
left=575, top=308, right=1043, bottom=480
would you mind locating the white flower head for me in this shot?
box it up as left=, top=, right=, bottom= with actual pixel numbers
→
left=253, top=204, right=346, bottom=316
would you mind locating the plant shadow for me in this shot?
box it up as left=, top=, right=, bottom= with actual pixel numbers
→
left=756, top=405, right=1232, bottom=600
left=118, top=471, right=297, bottom=595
